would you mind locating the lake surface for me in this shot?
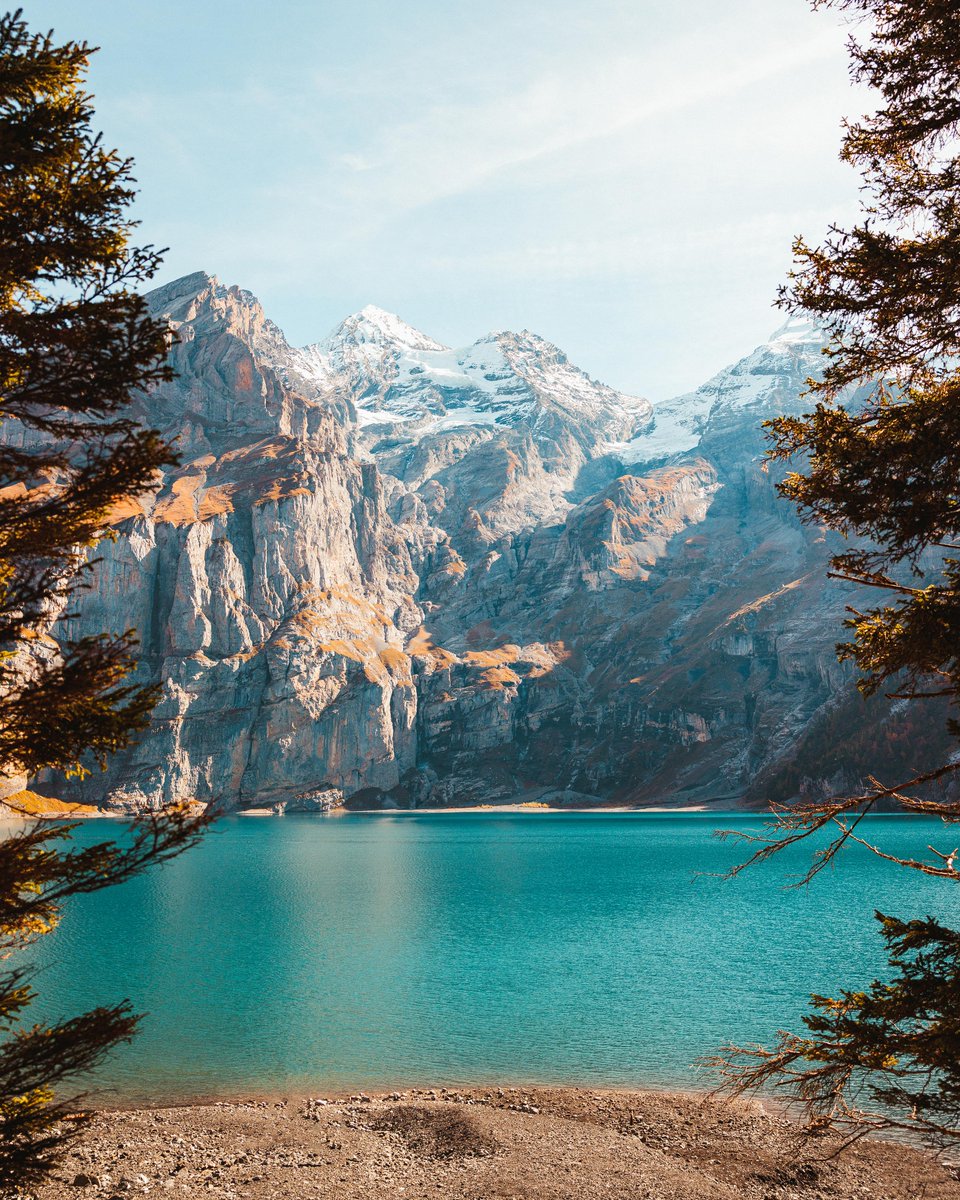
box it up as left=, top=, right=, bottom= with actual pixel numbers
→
left=22, top=812, right=960, bottom=1103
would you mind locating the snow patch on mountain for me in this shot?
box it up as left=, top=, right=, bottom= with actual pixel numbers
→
left=607, top=314, right=826, bottom=465
left=296, top=309, right=650, bottom=443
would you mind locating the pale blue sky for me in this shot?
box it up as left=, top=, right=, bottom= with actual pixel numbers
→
left=29, top=1, right=864, bottom=399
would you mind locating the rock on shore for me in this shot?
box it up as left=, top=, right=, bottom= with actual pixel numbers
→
left=36, top=1086, right=960, bottom=1200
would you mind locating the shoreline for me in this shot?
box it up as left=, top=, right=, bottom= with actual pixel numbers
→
left=36, top=1083, right=960, bottom=1200
left=0, top=784, right=726, bottom=821
left=238, top=802, right=712, bottom=816
left=71, top=1075, right=720, bottom=1114
left=4, top=803, right=937, bottom=822
left=2, top=800, right=718, bottom=821
left=3, top=802, right=937, bottom=823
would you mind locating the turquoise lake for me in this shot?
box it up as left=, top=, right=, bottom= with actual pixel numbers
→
left=22, top=812, right=960, bottom=1103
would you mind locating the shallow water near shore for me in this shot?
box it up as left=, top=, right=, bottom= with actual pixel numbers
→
left=22, top=812, right=959, bottom=1104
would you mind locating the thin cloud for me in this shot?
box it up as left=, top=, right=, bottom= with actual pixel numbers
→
left=55, top=0, right=862, bottom=399
left=315, top=27, right=846, bottom=230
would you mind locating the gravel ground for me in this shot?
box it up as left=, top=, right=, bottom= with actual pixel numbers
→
left=33, top=1085, right=960, bottom=1200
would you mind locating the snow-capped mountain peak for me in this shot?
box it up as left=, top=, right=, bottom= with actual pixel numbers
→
left=608, top=314, right=827, bottom=466
left=767, top=311, right=825, bottom=347
left=320, top=305, right=448, bottom=354
left=293, top=310, right=651, bottom=443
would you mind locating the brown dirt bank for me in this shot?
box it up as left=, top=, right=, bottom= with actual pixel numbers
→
left=35, top=1085, right=960, bottom=1199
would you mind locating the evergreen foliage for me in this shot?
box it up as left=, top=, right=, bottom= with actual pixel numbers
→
left=715, top=913, right=960, bottom=1144
left=717, top=0, right=960, bottom=1149
left=0, top=10, right=206, bottom=1188
left=769, top=0, right=960, bottom=719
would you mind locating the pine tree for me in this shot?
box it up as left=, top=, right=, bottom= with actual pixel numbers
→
left=715, top=0, right=960, bottom=1149
left=0, top=10, right=206, bottom=1187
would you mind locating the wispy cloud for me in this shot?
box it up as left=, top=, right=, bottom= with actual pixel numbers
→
left=423, top=208, right=845, bottom=282
left=294, top=25, right=846, bottom=234
left=57, top=0, right=862, bottom=398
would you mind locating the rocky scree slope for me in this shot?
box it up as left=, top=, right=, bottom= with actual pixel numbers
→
left=46, top=274, right=924, bottom=812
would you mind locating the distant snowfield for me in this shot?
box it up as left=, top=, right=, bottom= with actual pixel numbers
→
left=293, top=304, right=651, bottom=444
left=606, top=313, right=825, bottom=464
left=290, top=301, right=824, bottom=463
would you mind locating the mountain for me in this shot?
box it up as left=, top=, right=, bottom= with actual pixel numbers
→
left=610, top=313, right=825, bottom=465
left=299, top=303, right=650, bottom=438
left=40, top=273, right=943, bottom=813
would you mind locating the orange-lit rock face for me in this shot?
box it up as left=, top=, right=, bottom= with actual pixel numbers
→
left=41, top=273, right=903, bottom=814
left=234, top=354, right=255, bottom=393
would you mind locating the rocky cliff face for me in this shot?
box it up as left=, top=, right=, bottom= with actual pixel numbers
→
left=45, top=274, right=927, bottom=812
